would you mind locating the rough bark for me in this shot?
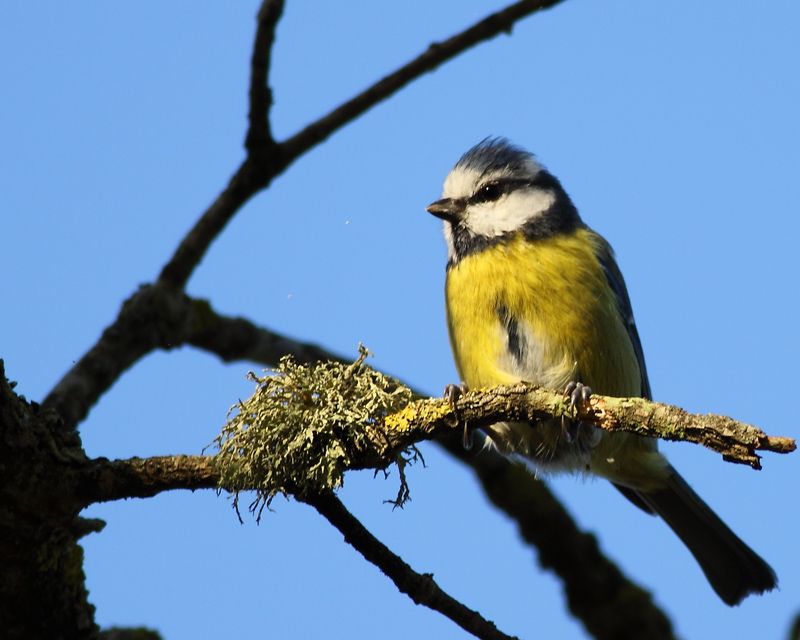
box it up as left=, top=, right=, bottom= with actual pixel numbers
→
left=0, top=362, right=99, bottom=639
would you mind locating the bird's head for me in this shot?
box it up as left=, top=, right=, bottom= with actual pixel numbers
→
left=427, top=138, right=580, bottom=264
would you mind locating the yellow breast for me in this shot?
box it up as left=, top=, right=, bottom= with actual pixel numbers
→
left=444, top=228, right=666, bottom=487
left=445, top=228, right=642, bottom=396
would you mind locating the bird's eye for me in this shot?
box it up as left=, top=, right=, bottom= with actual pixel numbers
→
left=471, top=181, right=504, bottom=204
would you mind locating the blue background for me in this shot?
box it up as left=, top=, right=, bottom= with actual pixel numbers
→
left=2, top=1, right=797, bottom=638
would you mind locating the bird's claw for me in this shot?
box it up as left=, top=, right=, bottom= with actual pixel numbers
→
left=563, top=380, right=592, bottom=415
left=444, top=382, right=473, bottom=450
left=561, top=381, right=593, bottom=445
left=444, top=382, right=468, bottom=406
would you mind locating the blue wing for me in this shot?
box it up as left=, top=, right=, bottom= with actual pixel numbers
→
left=595, top=237, right=656, bottom=513
left=595, top=238, right=652, bottom=401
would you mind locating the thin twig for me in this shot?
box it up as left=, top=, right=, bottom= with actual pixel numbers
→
left=158, top=0, right=286, bottom=289
left=156, top=0, right=563, bottom=290
left=280, top=0, right=565, bottom=160
left=246, top=0, right=283, bottom=153
left=300, top=491, right=519, bottom=640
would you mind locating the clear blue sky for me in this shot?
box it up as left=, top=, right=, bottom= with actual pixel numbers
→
left=2, top=1, right=798, bottom=638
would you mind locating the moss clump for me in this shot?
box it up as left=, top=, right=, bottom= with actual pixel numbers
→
left=214, top=346, right=412, bottom=518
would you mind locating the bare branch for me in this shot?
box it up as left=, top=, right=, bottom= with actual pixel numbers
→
left=245, top=0, right=284, bottom=153
left=441, top=437, right=676, bottom=640
left=157, top=0, right=562, bottom=290
left=280, top=0, right=565, bottom=160
left=44, top=285, right=186, bottom=429
left=155, top=153, right=279, bottom=294
left=99, top=627, right=161, bottom=640
left=185, top=298, right=338, bottom=366
left=43, top=285, right=336, bottom=430
left=301, top=491, right=520, bottom=640
left=79, top=455, right=217, bottom=504
left=157, top=0, right=287, bottom=290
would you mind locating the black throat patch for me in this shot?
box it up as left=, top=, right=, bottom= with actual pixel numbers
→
left=446, top=201, right=581, bottom=268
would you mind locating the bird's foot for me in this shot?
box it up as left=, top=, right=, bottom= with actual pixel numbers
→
left=563, top=380, right=592, bottom=414
left=444, top=382, right=468, bottom=406
left=561, top=381, right=592, bottom=443
left=444, top=382, right=473, bottom=449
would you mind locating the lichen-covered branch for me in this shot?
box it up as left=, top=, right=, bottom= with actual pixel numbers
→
left=300, top=491, right=520, bottom=640
left=445, top=384, right=795, bottom=469
left=343, top=383, right=791, bottom=471
left=305, top=381, right=792, bottom=472
left=209, top=356, right=792, bottom=516
left=78, top=445, right=674, bottom=640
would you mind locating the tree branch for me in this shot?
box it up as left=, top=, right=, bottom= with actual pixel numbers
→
left=79, top=455, right=217, bottom=504
left=440, top=437, right=676, bottom=640
left=313, top=384, right=791, bottom=472
left=50, top=280, right=785, bottom=636
left=43, top=285, right=336, bottom=430
left=158, top=0, right=287, bottom=290
left=81, top=453, right=520, bottom=640
left=52, top=284, right=791, bottom=470
left=157, top=0, right=563, bottom=290
left=279, top=0, right=565, bottom=160
left=443, top=385, right=795, bottom=469
left=300, top=491, right=520, bottom=640
left=57, top=0, right=565, bottom=420
left=44, top=285, right=190, bottom=429
left=77, top=372, right=792, bottom=636
left=75, top=366, right=794, bottom=494
left=79, top=445, right=676, bottom=640
left=245, top=0, right=283, bottom=154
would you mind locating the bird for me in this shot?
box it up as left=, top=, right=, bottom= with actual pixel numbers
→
left=425, top=137, right=776, bottom=605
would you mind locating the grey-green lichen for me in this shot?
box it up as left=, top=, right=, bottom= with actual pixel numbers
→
left=213, top=346, right=413, bottom=518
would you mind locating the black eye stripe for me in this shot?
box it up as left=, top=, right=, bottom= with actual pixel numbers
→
left=468, top=174, right=555, bottom=205
left=469, top=180, right=506, bottom=204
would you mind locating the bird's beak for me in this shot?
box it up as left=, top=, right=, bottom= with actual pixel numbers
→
left=426, top=198, right=466, bottom=223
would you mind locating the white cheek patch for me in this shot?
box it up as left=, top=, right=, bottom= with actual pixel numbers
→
left=466, top=189, right=556, bottom=238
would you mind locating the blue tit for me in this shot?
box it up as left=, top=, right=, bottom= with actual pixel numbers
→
left=426, top=137, right=776, bottom=605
